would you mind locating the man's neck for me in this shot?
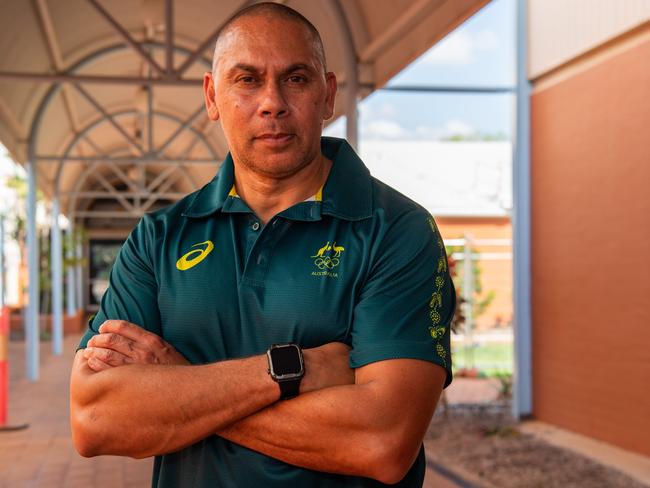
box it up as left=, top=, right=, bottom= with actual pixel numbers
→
left=232, top=153, right=332, bottom=224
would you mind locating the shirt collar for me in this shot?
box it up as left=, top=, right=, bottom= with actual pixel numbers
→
left=182, top=137, right=373, bottom=221
left=319, top=136, right=373, bottom=221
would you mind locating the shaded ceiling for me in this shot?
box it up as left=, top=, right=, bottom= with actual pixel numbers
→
left=0, top=0, right=488, bottom=231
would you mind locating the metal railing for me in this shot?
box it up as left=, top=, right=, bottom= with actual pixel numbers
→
left=445, top=234, right=513, bottom=374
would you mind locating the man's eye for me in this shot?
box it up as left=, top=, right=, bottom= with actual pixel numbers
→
left=288, top=75, right=306, bottom=83
left=239, top=76, right=256, bottom=84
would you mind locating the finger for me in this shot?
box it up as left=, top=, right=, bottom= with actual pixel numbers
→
left=98, top=320, right=151, bottom=342
left=88, top=332, right=137, bottom=357
left=84, top=346, right=132, bottom=367
left=86, top=355, right=113, bottom=372
left=99, top=321, right=170, bottom=355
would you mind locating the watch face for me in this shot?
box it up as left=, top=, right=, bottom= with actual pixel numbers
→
left=269, top=345, right=303, bottom=378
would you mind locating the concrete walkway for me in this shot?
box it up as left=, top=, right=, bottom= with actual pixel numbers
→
left=1, top=334, right=151, bottom=487
left=1, top=334, right=473, bottom=487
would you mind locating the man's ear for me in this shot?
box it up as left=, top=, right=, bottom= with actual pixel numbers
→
left=323, top=72, right=337, bottom=120
left=203, top=72, right=220, bottom=121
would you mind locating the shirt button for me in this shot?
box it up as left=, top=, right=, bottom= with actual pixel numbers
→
left=252, top=221, right=260, bottom=231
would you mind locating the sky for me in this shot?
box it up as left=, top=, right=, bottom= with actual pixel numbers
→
left=325, top=0, right=516, bottom=143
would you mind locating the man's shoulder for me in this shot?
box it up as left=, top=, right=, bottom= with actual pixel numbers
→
left=128, top=185, right=208, bottom=248
left=369, top=175, right=431, bottom=223
left=145, top=188, right=202, bottom=222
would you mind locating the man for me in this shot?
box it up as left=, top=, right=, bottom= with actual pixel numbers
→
left=70, top=3, right=455, bottom=487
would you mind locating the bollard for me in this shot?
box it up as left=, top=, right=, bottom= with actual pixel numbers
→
left=0, top=306, right=28, bottom=431
left=0, top=306, right=9, bottom=426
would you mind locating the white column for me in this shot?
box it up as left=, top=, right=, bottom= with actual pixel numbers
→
left=512, top=0, right=533, bottom=419
left=346, top=80, right=358, bottom=150
left=51, top=197, right=63, bottom=355
left=326, top=0, right=358, bottom=150
left=462, top=233, right=475, bottom=370
left=66, top=225, right=76, bottom=316
left=26, top=160, right=39, bottom=381
left=75, top=236, right=83, bottom=314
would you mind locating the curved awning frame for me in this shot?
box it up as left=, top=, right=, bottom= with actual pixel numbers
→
left=15, top=0, right=362, bottom=382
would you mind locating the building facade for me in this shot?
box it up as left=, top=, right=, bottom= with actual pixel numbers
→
left=528, top=0, right=650, bottom=458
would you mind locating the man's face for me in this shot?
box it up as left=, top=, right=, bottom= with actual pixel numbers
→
left=204, top=15, right=337, bottom=179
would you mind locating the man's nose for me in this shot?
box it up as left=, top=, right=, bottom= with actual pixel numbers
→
left=258, top=80, right=289, bottom=118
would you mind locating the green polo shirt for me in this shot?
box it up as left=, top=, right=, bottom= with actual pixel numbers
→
left=80, top=137, right=455, bottom=488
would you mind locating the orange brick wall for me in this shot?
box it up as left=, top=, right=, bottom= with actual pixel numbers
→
left=531, top=36, right=650, bottom=456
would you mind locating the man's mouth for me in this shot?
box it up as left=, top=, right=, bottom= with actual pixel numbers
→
left=256, top=133, right=294, bottom=141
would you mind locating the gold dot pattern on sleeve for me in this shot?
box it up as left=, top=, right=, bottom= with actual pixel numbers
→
left=427, top=216, right=449, bottom=367
left=436, top=343, right=447, bottom=361
left=429, top=310, right=441, bottom=324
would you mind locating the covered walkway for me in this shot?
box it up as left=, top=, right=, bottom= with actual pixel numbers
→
left=2, top=0, right=532, bottom=411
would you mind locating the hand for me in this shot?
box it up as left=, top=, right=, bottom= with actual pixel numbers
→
left=300, top=342, right=355, bottom=393
left=84, top=320, right=189, bottom=372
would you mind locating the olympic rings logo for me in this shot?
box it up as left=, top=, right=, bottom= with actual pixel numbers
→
left=313, top=257, right=340, bottom=269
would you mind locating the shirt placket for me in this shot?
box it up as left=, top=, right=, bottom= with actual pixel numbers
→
left=242, top=216, right=288, bottom=285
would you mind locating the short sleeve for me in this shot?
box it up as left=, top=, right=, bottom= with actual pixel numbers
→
left=349, top=211, right=455, bottom=388
left=78, top=216, right=162, bottom=349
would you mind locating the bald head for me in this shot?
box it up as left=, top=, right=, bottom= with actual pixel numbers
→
left=211, top=2, right=327, bottom=76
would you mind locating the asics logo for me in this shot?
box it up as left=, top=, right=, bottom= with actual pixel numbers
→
left=176, top=240, right=214, bottom=271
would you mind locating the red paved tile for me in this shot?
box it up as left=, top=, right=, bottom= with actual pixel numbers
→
left=1, top=334, right=151, bottom=488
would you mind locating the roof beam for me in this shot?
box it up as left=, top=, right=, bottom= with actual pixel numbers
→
left=155, top=104, right=204, bottom=156
left=165, top=0, right=174, bottom=74
left=0, top=95, right=25, bottom=141
left=139, top=169, right=180, bottom=213
left=147, top=78, right=154, bottom=153
left=359, top=0, right=443, bottom=62
left=33, top=0, right=64, bottom=69
left=89, top=170, right=136, bottom=212
left=105, top=161, right=140, bottom=193
left=172, top=132, right=204, bottom=191
left=80, top=135, right=104, bottom=154
left=73, top=84, right=145, bottom=155
left=0, top=71, right=202, bottom=86
left=65, top=191, right=186, bottom=199
left=38, top=155, right=215, bottom=164
left=175, top=0, right=254, bottom=76
left=33, top=0, right=90, bottom=155
left=145, top=165, right=177, bottom=193
left=0, top=70, right=514, bottom=94
left=177, top=164, right=199, bottom=190
left=380, top=85, right=515, bottom=93
left=74, top=210, right=143, bottom=219
left=86, top=0, right=167, bottom=77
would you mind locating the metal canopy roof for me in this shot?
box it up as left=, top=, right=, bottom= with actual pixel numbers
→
left=0, top=0, right=487, bottom=230
left=2, top=0, right=515, bottom=387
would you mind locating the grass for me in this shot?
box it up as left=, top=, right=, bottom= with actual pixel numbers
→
left=451, top=341, right=513, bottom=376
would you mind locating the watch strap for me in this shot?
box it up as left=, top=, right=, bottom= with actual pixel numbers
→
left=278, top=378, right=301, bottom=400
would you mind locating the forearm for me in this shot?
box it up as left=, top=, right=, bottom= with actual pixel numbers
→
left=217, top=382, right=417, bottom=483
left=70, top=351, right=279, bottom=458
left=218, top=360, right=446, bottom=484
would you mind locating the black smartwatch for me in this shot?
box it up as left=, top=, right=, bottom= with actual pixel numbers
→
left=266, top=343, right=305, bottom=400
